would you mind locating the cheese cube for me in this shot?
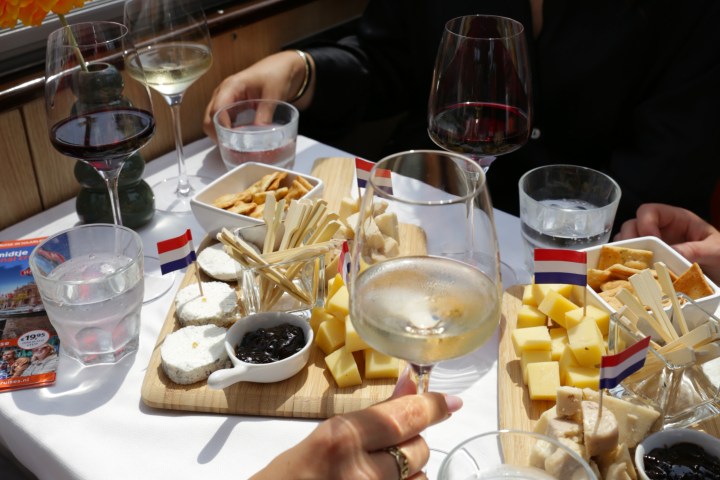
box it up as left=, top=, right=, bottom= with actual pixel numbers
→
left=564, top=305, right=610, bottom=335
left=316, top=316, right=345, bottom=354
left=567, top=318, right=605, bottom=368
left=522, top=285, right=538, bottom=306
left=325, top=284, right=349, bottom=319
left=516, top=305, right=548, bottom=328
left=511, top=326, right=552, bottom=356
left=338, top=196, right=359, bottom=223
left=374, top=211, right=399, bottom=241
left=532, top=283, right=573, bottom=305
left=327, top=273, right=344, bottom=303
left=345, top=316, right=370, bottom=352
left=549, top=327, right=568, bottom=361
left=310, top=307, right=334, bottom=335
left=325, top=346, right=362, bottom=388
left=364, top=349, right=400, bottom=379
left=521, top=350, right=552, bottom=385
left=538, top=290, right=580, bottom=328
left=565, top=365, right=600, bottom=389
left=556, top=386, right=583, bottom=417
left=559, top=344, right=580, bottom=384
left=527, top=361, right=561, bottom=400
left=582, top=388, right=661, bottom=448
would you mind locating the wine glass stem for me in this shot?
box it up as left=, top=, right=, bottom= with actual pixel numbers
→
left=412, top=364, right=433, bottom=394
left=98, top=168, right=123, bottom=226
left=168, top=102, right=192, bottom=197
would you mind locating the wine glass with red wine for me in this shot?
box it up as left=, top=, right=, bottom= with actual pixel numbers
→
left=428, top=15, right=532, bottom=171
left=45, top=21, right=156, bottom=226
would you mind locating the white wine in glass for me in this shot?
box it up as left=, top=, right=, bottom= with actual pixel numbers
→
left=124, top=0, right=213, bottom=214
left=349, top=150, right=503, bottom=393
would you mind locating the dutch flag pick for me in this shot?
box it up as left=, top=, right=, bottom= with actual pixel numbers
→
left=599, top=336, right=651, bottom=390
left=355, top=157, right=393, bottom=194
left=533, top=248, right=587, bottom=286
left=157, top=229, right=197, bottom=275
left=338, top=240, right=351, bottom=284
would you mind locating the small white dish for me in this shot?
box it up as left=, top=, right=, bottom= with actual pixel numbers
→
left=190, top=162, right=323, bottom=236
left=206, top=312, right=313, bottom=390
left=582, top=236, right=720, bottom=315
left=634, top=428, right=720, bottom=480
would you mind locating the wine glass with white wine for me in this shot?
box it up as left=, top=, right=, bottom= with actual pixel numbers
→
left=124, top=0, right=213, bottom=214
left=349, top=150, right=503, bottom=393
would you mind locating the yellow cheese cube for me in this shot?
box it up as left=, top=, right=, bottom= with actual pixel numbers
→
left=325, top=284, right=349, bottom=319
left=559, top=343, right=580, bottom=384
left=567, top=318, right=605, bottom=368
left=522, top=285, right=538, bottom=306
left=345, top=315, right=370, bottom=352
left=511, top=326, right=552, bottom=356
left=316, top=316, right=345, bottom=355
left=564, top=305, right=610, bottom=335
left=549, top=327, right=568, bottom=361
left=310, top=307, right=335, bottom=335
left=532, top=283, right=573, bottom=305
left=364, top=349, right=400, bottom=379
left=516, top=305, right=548, bottom=328
left=327, top=273, right=344, bottom=303
left=538, top=290, right=579, bottom=328
left=338, top=196, right=360, bottom=223
left=527, top=361, right=561, bottom=401
left=521, top=350, right=552, bottom=385
left=564, top=366, right=600, bottom=389
left=325, top=346, right=362, bottom=388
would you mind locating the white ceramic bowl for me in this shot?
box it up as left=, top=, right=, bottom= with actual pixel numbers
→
left=190, top=162, right=323, bottom=236
left=582, top=236, right=720, bottom=316
left=206, top=312, right=313, bottom=389
left=634, top=428, right=720, bottom=480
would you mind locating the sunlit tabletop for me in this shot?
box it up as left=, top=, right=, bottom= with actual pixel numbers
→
left=0, top=136, right=525, bottom=480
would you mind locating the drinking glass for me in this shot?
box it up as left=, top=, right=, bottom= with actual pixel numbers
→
left=29, top=224, right=145, bottom=366
left=438, top=430, right=597, bottom=479
left=45, top=21, right=156, bottom=226
left=428, top=15, right=532, bottom=171
left=124, top=0, right=213, bottom=213
left=348, top=150, right=502, bottom=393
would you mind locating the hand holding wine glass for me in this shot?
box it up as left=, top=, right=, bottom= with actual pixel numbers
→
left=124, top=0, right=213, bottom=214
left=349, top=150, right=503, bottom=394
left=428, top=15, right=532, bottom=171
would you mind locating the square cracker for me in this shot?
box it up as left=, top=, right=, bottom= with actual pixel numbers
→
left=596, top=245, right=654, bottom=270
left=673, top=262, right=714, bottom=299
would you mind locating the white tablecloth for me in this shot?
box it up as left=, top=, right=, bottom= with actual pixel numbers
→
left=0, top=136, right=525, bottom=480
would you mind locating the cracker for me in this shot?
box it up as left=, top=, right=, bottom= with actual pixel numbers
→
left=599, top=279, right=633, bottom=292
left=673, top=262, right=714, bottom=300
left=587, top=268, right=612, bottom=291
left=606, top=263, right=643, bottom=280
left=597, top=245, right=654, bottom=270
left=228, top=202, right=256, bottom=215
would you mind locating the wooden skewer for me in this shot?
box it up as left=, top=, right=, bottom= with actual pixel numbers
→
left=655, top=261, right=690, bottom=336
left=629, top=271, right=678, bottom=340
left=616, top=287, right=674, bottom=344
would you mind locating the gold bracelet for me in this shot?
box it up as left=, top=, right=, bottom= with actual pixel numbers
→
left=291, top=50, right=312, bottom=102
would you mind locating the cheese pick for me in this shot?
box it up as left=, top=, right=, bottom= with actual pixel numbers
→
left=629, top=270, right=677, bottom=340
left=279, top=201, right=304, bottom=251
left=655, top=261, right=690, bottom=336
left=262, top=194, right=277, bottom=254
left=616, top=287, right=674, bottom=344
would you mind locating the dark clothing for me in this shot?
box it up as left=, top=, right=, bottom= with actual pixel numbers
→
left=303, top=0, right=720, bottom=231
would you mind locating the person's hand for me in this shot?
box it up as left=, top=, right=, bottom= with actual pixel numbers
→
left=615, top=203, right=720, bottom=283
left=203, top=50, right=314, bottom=141
left=250, top=368, right=462, bottom=480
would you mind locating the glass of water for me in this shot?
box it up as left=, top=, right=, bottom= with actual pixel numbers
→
left=29, top=224, right=144, bottom=366
left=518, top=164, right=621, bottom=281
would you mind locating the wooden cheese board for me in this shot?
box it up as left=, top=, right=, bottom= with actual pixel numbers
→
left=140, top=157, right=426, bottom=418
left=498, top=284, right=720, bottom=465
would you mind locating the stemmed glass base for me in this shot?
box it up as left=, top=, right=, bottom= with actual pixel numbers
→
left=142, top=255, right=175, bottom=303
left=152, top=174, right=213, bottom=214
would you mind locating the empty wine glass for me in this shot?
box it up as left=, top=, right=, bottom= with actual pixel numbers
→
left=124, top=0, right=213, bottom=214
left=348, top=150, right=503, bottom=393
left=428, top=15, right=532, bottom=171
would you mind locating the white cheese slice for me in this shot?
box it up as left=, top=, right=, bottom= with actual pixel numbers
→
left=161, top=324, right=228, bottom=385
left=175, top=281, right=238, bottom=327
left=581, top=388, right=660, bottom=448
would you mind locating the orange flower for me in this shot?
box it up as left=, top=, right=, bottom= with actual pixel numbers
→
left=1, top=0, right=91, bottom=29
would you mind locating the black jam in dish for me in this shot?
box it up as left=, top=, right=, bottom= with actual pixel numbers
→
left=235, top=323, right=306, bottom=364
left=643, top=441, right=720, bottom=480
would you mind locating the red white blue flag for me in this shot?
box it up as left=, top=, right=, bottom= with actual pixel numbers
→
left=599, top=336, right=651, bottom=390
left=157, top=229, right=197, bottom=275
left=338, top=240, right=351, bottom=284
left=356, top=157, right=393, bottom=194
left=533, top=248, right=587, bottom=286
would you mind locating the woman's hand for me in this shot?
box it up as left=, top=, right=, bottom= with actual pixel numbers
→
left=615, top=203, right=720, bottom=283
left=250, top=368, right=462, bottom=479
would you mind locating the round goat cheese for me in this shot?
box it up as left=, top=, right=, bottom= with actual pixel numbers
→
left=197, top=243, right=240, bottom=281
left=160, top=325, right=229, bottom=385
left=175, top=281, right=238, bottom=327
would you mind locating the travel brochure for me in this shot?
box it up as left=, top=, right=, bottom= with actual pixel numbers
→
left=0, top=238, right=59, bottom=392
